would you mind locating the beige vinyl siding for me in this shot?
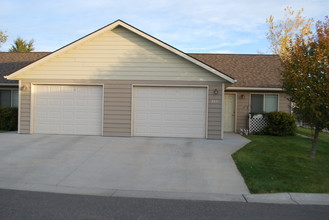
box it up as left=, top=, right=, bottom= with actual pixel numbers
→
left=230, top=91, right=291, bottom=132
left=17, top=27, right=223, bottom=82
left=235, top=92, right=249, bottom=132
left=279, top=93, right=291, bottom=113
left=19, top=79, right=223, bottom=139
left=207, top=84, right=222, bottom=139
left=103, top=83, right=132, bottom=136
left=19, top=84, right=32, bottom=133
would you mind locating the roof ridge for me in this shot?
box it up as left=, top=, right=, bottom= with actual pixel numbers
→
left=188, top=53, right=278, bottom=56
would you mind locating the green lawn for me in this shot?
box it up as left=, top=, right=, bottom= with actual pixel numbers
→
left=232, top=128, right=329, bottom=193
left=296, top=127, right=329, bottom=142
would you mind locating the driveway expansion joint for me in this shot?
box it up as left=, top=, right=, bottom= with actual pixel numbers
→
left=55, top=145, right=105, bottom=186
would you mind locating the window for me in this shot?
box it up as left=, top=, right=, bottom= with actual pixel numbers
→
left=250, top=94, right=278, bottom=113
left=12, top=90, right=18, bottom=107
left=0, top=89, right=18, bottom=107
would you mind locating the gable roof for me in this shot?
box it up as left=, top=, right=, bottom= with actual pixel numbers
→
left=5, top=20, right=235, bottom=83
left=0, top=52, right=50, bottom=84
left=189, top=54, right=283, bottom=89
left=1, top=52, right=284, bottom=90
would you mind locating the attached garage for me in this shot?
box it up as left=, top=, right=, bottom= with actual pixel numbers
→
left=6, top=20, right=236, bottom=139
left=133, top=86, right=207, bottom=138
left=33, top=85, right=103, bottom=135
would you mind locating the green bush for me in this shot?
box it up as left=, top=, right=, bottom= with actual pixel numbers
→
left=0, top=107, right=18, bottom=131
left=263, top=112, right=296, bottom=136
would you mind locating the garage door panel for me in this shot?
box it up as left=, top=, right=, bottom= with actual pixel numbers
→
left=34, top=85, right=102, bottom=135
left=133, top=87, right=207, bottom=138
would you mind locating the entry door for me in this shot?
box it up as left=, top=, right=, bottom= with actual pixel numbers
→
left=224, top=94, right=235, bottom=132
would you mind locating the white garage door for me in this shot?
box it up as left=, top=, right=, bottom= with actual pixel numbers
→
left=133, top=87, right=207, bottom=138
left=34, top=85, right=102, bottom=135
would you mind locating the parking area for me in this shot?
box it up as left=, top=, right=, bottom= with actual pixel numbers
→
left=0, top=132, right=250, bottom=196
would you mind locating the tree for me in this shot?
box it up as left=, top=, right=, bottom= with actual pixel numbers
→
left=9, top=37, right=35, bottom=52
left=0, top=30, right=8, bottom=49
left=266, top=7, right=314, bottom=56
left=267, top=8, right=329, bottom=158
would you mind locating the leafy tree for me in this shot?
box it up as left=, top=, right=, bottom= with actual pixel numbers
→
left=0, top=30, right=8, bottom=49
left=9, top=37, right=35, bottom=52
left=266, top=7, right=313, bottom=56
left=267, top=8, right=329, bottom=158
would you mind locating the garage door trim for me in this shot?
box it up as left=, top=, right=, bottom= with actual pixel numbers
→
left=30, top=83, right=104, bottom=135
left=131, top=84, right=209, bottom=138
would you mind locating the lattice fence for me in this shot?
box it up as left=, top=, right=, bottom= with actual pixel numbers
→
left=249, top=114, right=267, bottom=133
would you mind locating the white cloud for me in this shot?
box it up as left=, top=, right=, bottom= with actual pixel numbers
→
left=1, top=0, right=328, bottom=53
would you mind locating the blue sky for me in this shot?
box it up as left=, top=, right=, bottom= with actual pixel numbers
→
left=0, top=0, right=328, bottom=54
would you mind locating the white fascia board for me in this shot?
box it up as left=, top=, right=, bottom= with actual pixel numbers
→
left=6, top=20, right=236, bottom=83
left=226, top=87, right=283, bottom=91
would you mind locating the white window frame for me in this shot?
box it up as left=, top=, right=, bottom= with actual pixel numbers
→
left=250, top=93, right=280, bottom=113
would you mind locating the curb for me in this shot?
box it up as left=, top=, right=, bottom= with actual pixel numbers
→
left=0, top=183, right=329, bottom=205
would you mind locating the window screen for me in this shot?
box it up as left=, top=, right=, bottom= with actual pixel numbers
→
left=251, top=94, right=264, bottom=113
left=265, top=95, right=278, bottom=112
left=12, top=90, right=18, bottom=107
left=0, top=90, right=11, bottom=107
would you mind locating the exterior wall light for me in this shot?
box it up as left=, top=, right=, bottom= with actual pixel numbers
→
left=214, top=89, right=219, bottom=95
left=21, top=85, right=28, bottom=91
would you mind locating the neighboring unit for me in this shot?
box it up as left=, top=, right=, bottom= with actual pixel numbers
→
left=0, top=53, right=48, bottom=107
left=189, top=54, right=291, bottom=133
left=2, top=20, right=291, bottom=139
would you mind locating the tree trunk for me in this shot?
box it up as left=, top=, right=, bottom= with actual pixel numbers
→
left=310, top=127, right=321, bottom=158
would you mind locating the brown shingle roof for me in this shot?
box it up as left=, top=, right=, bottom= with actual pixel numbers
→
left=189, top=54, right=282, bottom=88
left=1, top=52, right=282, bottom=88
left=0, top=52, right=50, bottom=84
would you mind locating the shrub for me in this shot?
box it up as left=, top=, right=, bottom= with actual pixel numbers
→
left=263, top=112, right=296, bottom=136
left=0, top=107, right=18, bottom=131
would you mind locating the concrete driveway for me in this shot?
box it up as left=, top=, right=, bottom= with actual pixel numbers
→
left=0, top=132, right=250, bottom=197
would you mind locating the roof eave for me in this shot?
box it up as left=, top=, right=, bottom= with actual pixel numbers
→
left=226, top=87, right=283, bottom=91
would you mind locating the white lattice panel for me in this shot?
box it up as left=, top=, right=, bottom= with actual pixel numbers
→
left=249, top=114, right=267, bottom=133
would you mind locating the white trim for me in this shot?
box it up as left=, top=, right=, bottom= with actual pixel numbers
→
left=226, top=87, right=283, bottom=91
left=132, top=84, right=209, bottom=88
left=224, top=92, right=237, bottom=133
left=101, top=85, right=105, bottom=136
left=28, top=83, right=104, bottom=86
left=205, top=85, right=209, bottom=139
left=130, top=85, right=134, bottom=137
left=30, top=83, right=34, bottom=134
left=131, top=84, right=209, bottom=138
left=30, top=83, right=104, bottom=135
left=5, top=20, right=235, bottom=84
left=18, top=81, right=21, bottom=133
left=221, top=83, right=225, bottom=139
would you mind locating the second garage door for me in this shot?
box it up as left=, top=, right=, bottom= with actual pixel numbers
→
left=133, top=87, right=207, bottom=138
left=33, top=85, right=102, bottom=135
